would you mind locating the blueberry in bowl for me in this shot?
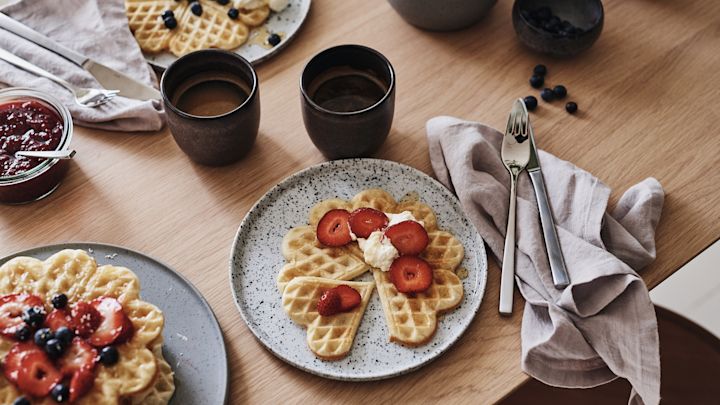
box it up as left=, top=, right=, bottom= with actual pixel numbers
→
left=512, top=0, right=604, bottom=57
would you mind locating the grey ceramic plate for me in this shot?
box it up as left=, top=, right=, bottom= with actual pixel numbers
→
left=0, top=243, right=227, bottom=405
left=229, top=159, right=487, bottom=380
left=144, top=0, right=312, bottom=68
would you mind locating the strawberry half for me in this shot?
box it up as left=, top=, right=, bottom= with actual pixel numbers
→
left=389, top=256, right=433, bottom=293
left=16, top=348, right=62, bottom=397
left=3, top=342, right=41, bottom=384
left=334, top=285, right=362, bottom=312
left=71, top=302, right=102, bottom=338
left=87, top=297, right=134, bottom=347
left=348, top=208, right=389, bottom=238
left=0, top=293, right=44, bottom=337
left=58, top=337, right=97, bottom=376
left=316, top=209, right=353, bottom=247
left=45, top=308, right=73, bottom=331
left=384, top=221, right=429, bottom=255
left=69, top=366, right=95, bottom=402
left=316, top=289, right=341, bottom=316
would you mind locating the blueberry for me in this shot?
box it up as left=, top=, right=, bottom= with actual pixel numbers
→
left=227, top=7, right=239, bottom=19
left=14, top=325, right=31, bottom=342
left=268, top=33, right=281, bottom=46
left=22, top=306, right=45, bottom=328
left=45, top=338, right=64, bottom=359
left=529, top=74, right=544, bottom=89
left=552, top=85, right=567, bottom=99
left=536, top=6, right=552, bottom=21
left=533, top=64, right=547, bottom=76
left=565, top=101, right=578, bottom=114
left=217, top=0, right=230, bottom=4
left=161, top=10, right=174, bottom=19
left=164, top=16, right=177, bottom=29
left=51, top=294, right=68, bottom=309
left=523, top=96, right=538, bottom=111
left=540, top=88, right=554, bottom=102
left=190, top=1, right=202, bottom=16
left=55, top=326, right=74, bottom=345
left=50, top=383, right=69, bottom=403
left=12, top=397, right=30, bottom=405
left=34, top=328, right=53, bottom=347
left=99, top=346, right=119, bottom=366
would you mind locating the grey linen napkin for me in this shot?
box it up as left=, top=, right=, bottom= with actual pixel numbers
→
left=0, top=0, right=164, bottom=131
left=427, top=116, right=663, bottom=405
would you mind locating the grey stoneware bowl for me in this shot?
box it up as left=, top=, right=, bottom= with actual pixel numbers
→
left=161, top=50, right=260, bottom=166
left=300, top=45, right=395, bottom=160
left=387, top=0, right=497, bottom=31
left=512, top=0, right=604, bottom=57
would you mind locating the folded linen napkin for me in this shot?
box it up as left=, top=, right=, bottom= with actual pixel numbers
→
left=0, top=0, right=164, bottom=131
left=427, top=116, right=663, bottom=405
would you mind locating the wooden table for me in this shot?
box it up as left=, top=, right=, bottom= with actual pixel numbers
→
left=2, top=0, right=719, bottom=403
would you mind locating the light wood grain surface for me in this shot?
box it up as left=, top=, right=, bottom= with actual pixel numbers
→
left=2, top=0, right=720, bottom=403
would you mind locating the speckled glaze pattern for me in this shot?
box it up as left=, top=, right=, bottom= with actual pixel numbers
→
left=145, top=0, right=312, bottom=68
left=0, top=243, right=228, bottom=405
left=229, top=159, right=488, bottom=380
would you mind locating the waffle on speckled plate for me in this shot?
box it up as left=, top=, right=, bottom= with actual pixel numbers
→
left=0, top=250, right=174, bottom=404
left=278, top=189, right=465, bottom=359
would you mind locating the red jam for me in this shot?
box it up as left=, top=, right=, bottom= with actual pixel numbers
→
left=0, top=100, right=64, bottom=177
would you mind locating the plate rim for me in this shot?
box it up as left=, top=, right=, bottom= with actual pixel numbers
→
left=144, top=0, right=313, bottom=69
left=0, top=242, right=229, bottom=405
left=228, top=158, right=488, bottom=381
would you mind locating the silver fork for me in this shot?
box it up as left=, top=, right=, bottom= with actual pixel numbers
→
left=0, top=47, right=118, bottom=107
left=499, top=99, right=531, bottom=315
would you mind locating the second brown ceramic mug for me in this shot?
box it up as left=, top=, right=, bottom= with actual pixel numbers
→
left=300, top=45, right=396, bottom=160
left=161, top=50, right=260, bottom=166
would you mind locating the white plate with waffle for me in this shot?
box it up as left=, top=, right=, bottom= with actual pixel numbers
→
left=229, top=159, right=487, bottom=380
left=126, top=0, right=311, bottom=69
left=0, top=243, right=227, bottom=404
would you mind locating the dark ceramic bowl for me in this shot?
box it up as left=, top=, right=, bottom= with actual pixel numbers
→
left=161, top=50, right=260, bottom=166
left=512, top=0, right=604, bottom=57
left=300, top=45, right=395, bottom=160
left=387, top=0, right=497, bottom=32
left=0, top=88, right=73, bottom=204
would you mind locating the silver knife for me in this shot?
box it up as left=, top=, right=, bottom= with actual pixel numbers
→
left=527, top=119, right=571, bottom=289
left=0, top=13, right=160, bottom=101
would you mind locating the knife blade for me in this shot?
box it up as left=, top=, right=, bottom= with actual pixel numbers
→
left=0, top=13, right=160, bottom=101
left=526, top=121, right=571, bottom=288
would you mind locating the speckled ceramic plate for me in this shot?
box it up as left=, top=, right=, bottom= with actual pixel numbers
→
left=229, top=159, right=487, bottom=380
left=0, top=243, right=228, bottom=405
left=143, top=0, right=311, bottom=69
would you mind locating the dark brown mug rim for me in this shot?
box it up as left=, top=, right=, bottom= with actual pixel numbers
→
left=300, top=44, right=395, bottom=117
left=160, top=49, right=258, bottom=120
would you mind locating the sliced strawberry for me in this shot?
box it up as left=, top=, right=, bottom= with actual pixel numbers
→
left=69, top=366, right=95, bottom=402
left=384, top=221, right=429, bottom=255
left=316, top=289, right=341, bottom=316
left=334, top=285, right=361, bottom=312
left=316, top=209, right=353, bottom=247
left=70, top=302, right=102, bottom=338
left=348, top=208, right=389, bottom=238
left=87, top=297, right=134, bottom=347
left=45, top=308, right=73, bottom=331
left=16, top=348, right=62, bottom=397
left=389, top=256, right=433, bottom=293
left=58, top=337, right=97, bottom=376
left=0, top=294, right=44, bottom=337
left=3, top=342, right=42, bottom=384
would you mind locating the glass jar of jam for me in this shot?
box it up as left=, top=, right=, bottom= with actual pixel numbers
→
left=0, top=88, right=73, bottom=204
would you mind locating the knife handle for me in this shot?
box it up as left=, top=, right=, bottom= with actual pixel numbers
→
left=0, top=13, right=87, bottom=66
left=529, top=170, right=570, bottom=289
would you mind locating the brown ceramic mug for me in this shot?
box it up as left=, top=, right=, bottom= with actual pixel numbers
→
left=161, top=50, right=260, bottom=166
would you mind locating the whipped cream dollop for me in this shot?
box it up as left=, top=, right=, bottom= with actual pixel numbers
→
left=356, top=211, right=424, bottom=272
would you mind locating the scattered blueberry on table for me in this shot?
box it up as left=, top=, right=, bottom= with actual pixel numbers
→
left=540, top=88, right=554, bottom=102
left=529, top=74, right=544, bottom=88
left=565, top=101, right=578, bottom=114
left=190, top=1, right=203, bottom=16
left=524, top=95, right=538, bottom=111
left=553, top=85, right=567, bottom=99
left=533, top=64, right=547, bottom=76
left=228, top=7, right=239, bottom=19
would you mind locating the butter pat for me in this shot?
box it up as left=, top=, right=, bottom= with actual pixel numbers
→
left=267, top=0, right=289, bottom=12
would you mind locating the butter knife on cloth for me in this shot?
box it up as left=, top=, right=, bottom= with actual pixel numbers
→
left=0, top=0, right=164, bottom=131
left=427, top=116, right=663, bottom=405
